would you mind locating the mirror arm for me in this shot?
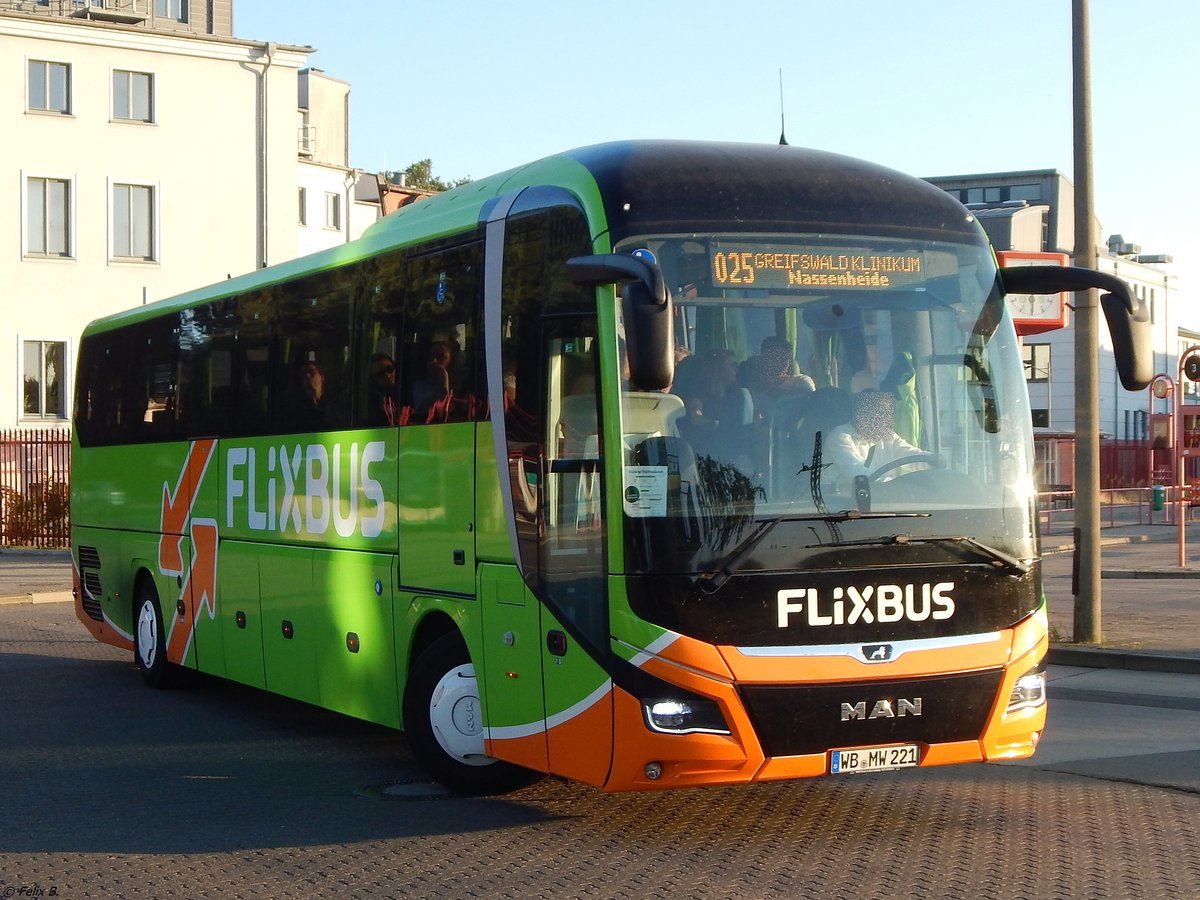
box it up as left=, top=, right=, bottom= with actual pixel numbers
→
left=1000, top=265, right=1135, bottom=313
left=566, top=254, right=667, bottom=304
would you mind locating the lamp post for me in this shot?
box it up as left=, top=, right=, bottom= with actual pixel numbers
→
left=1072, top=0, right=1101, bottom=643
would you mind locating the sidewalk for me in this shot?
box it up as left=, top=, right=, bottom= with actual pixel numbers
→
left=1040, top=520, right=1200, bottom=674
left=3, top=525, right=1199, bottom=673
left=0, top=547, right=73, bottom=605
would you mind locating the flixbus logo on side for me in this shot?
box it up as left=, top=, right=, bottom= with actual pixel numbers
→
left=225, top=440, right=387, bottom=538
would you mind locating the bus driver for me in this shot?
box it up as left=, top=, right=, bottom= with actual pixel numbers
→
left=824, top=389, right=941, bottom=494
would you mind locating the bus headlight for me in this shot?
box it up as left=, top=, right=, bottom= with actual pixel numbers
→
left=642, top=698, right=730, bottom=735
left=1006, top=667, right=1047, bottom=714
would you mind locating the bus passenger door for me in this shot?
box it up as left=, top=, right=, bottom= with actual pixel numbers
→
left=485, top=194, right=615, bottom=786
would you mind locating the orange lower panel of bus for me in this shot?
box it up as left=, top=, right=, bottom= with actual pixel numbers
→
left=596, top=616, right=1047, bottom=792
left=73, top=564, right=134, bottom=652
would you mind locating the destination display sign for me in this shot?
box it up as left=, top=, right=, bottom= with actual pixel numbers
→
left=709, top=243, right=926, bottom=291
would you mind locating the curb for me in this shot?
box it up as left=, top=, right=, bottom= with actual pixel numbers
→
left=0, top=549, right=72, bottom=560
left=1047, top=645, right=1200, bottom=676
left=1041, top=532, right=1172, bottom=556
left=1102, top=569, right=1200, bottom=579
left=0, top=590, right=73, bottom=606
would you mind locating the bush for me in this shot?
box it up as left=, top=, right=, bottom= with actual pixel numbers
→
left=0, top=481, right=70, bottom=547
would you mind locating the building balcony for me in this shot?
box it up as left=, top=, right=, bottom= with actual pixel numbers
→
left=0, top=0, right=147, bottom=25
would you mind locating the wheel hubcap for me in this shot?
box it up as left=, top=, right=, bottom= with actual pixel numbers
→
left=137, top=600, right=158, bottom=669
left=428, top=664, right=495, bottom=767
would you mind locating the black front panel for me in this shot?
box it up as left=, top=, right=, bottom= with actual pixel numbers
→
left=739, top=669, right=1004, bottom=757
left=626, top=562, right=1040, bottom=647
left=566, top=141, right=980, bottom=246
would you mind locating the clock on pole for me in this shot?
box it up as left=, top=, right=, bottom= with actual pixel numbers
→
left=998, top=251, right=1070, bottom=335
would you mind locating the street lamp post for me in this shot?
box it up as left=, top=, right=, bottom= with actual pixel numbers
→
left=1072, top=0, right=1102, bottom=643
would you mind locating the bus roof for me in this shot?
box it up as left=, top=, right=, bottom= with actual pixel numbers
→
left=80, top=140, right=981, bottom=337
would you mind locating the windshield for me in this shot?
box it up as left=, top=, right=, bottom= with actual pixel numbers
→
left=612, top=232, right=1037, bottom=577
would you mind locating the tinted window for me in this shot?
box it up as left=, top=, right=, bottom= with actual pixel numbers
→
left=399, top=242, right=482, bottom=425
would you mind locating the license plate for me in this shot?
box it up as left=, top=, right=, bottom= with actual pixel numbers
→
left=830, top=743, right=920, bottom=774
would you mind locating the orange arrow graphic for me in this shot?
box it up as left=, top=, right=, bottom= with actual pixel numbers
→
left=159, top=439, right=215, bottom=575
left=157, top=440, right=218, bottom=666
left=166, top=518, right=218, bottom=665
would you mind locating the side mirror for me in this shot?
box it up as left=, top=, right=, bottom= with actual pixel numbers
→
left=567, top=253, right=675, bottom=391
left=1000, top=265, right=1152, bottom=391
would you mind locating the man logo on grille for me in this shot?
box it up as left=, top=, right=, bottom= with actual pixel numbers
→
left=863, top=644, right=893, bottom=662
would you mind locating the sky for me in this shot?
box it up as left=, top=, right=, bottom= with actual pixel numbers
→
left=237, top=1, right=1199, bottom=286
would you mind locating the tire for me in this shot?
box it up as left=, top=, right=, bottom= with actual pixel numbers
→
left=402, top=632, right=543, bottom=795
left=133, top=579, right=174, bottom=689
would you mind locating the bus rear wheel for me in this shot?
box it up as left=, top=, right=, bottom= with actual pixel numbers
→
left=403, top=632, right=543, bottom=795
left=134, top=580, right=175, bottom=688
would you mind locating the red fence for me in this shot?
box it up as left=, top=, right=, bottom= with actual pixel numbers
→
left=1039, top=435, right=1163, bottom=491
left=0, top=429, right=70, bottom=548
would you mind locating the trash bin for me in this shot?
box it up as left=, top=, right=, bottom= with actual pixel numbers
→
left=1153, top=484, right=1165, bottom=511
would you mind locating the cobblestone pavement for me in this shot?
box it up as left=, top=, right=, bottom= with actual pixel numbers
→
left=2, top=602, right=1200, bottom=899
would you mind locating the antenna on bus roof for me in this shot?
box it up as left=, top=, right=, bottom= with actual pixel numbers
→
left=778, top=69, right=788, bottom=146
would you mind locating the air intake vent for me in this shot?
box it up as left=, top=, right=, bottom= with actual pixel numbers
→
left=78, top=546, right=104, bottom=622
left=81, top=574, right=104, bottom=622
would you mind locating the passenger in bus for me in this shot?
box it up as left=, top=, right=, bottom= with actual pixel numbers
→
left=290, top=359, right=330, bottom=430
left=413, top=340, right=454, bottom=423
left=366, top=352, right=400, bottom=426
left=672, top=349, right=752, bottom=462
left=741, top=336, right=815, bottom=410
left=823, top=389, right=940, bottom=493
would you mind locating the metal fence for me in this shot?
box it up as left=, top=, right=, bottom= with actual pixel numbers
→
left=0, top=429, right=70, bottom=549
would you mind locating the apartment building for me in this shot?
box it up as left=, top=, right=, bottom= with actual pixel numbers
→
left=2, top=1, right=378, bottom=429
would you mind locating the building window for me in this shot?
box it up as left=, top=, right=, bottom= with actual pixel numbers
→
left=1023, top=343, right=1051, bottom=382
left=298, top=187, right=307, bottom=225
left=154, top=0, right=187, bottom=22
left=1031, top=409, right=1050, bottom=428
left=325, top=192, right=341, bottom=231
left=112, top=183, right=156, bottom=261
left=113, top=70, right=154, bottom=122
left=298, top=112, right=315, bottom=157
left=25, top=177, right=72, bottom=258
left=28, top=60, right=70, bottom=114
left=1009, top=184, right=1042, bottom=202
left=23, top=340, right=67, bottom=419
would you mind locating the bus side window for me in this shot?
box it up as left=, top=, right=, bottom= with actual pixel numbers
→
left=400, top=242, right=482, bottom=426
left=360, top=251, right=406, bottom=428
left=234, top=292, right=273, bottom=436
left=271, top=271, right=354, bottom=434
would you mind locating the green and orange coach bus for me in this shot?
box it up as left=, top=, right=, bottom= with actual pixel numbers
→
left=71, top=141, right=1150, bottom=793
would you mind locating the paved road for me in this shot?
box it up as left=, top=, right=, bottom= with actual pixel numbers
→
left=2, top=601, right=1198, bottom=899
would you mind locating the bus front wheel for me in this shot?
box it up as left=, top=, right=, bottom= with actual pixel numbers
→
left=403, top=632, right=542, bottom=795
left=134, top=580, right=174, bottom=688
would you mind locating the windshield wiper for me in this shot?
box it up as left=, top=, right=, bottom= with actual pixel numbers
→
left=830, top=533, right=1031, bottom=577
left=698, top=510, right=927, bottom=593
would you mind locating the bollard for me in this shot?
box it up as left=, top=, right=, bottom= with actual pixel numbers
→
left=1153, top=484, right=1165, bottom=511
